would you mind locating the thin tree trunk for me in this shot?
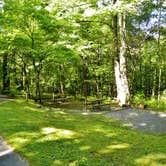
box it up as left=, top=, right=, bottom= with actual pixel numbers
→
left=96, top=82, right=99, bottom=98
left=60, top=81, right=64, bottom=96
left=36, top=72, right=41, bottom=103
left=52, top=82, right=55, bottom=102
left=81, top=54, right=88, bottom=109
left=152, top=68, right=156, bottom=97
left=20, top=68, right=24, bottom=90
left=157, top=0, right=162, bottom=102
left=158, top=68, right=162, bottom=102
left=23, top=63, right=30, bottom=101
left=2, top=54, right=10, bottom=94
left=33, top=59, right=42, bottom=103
left=59, top=65, right=65, bottom=96
left=11, top=53, right=18, bottom=86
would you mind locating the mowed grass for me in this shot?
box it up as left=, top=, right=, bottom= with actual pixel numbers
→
left=0, top=99, right=165, bottom=166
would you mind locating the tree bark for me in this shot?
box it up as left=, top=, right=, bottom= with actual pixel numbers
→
left=22, top=63, right=30, bottom=101
left=157, top=0, right=162, bottom=102
left=151, top=68, right=156, bottom=97
left=36, top=71, right=41, bottom=103
left=112, top=0, right=130, bottom=106
left=59, top=65, right=65, bottom=96
left=2, top=54, right=10, bottom=94
left=33, top=59, right=42, bottom=103
left=119, top=13, right=130, bottom=105
left=158, top=67, right=162, bottom=102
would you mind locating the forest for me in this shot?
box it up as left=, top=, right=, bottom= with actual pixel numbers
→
left=0, top=0, right=166, bottom=109
left=0, top=1, right=166, bottom=166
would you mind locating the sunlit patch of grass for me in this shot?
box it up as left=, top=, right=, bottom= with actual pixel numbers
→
left=23, top=106, right=42, bottom=112
left=8, top=132, right=40, bottom=149
left=79, top=145, right=91, bottom=151
left=39, top=127, right=76, bottom=142
left=135, top=153, right=166, bottom=166
left=0, top=99, right=165, bottom=166
left=99, top=143, right=130, bottom=154
left=53, top=159, right=63, bottom=165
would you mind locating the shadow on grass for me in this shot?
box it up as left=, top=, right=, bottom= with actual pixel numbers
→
left=0, top=100, right=166, bottom=166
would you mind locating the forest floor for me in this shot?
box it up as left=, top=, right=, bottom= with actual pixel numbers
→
left=0, top=99, right=165, bottom=165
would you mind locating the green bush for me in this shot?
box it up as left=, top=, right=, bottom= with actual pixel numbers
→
left=132, top=92, right=166, bottom=112
left=9, top=88, right=19, bottom=97
left=161, top=89, right=166, bottom=100
left=132, top=92, right=145, bottom=104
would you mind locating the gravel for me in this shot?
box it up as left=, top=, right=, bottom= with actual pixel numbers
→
left=104, top=108, right=166, bottom=134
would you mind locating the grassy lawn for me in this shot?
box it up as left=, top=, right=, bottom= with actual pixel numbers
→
left=0, top=99, right=165, bottom=166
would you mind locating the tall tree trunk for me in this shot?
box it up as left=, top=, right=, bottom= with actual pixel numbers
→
left=23, top=63, right=30, bottom=101
left=20, top=68, right=24, bottom=90
left=112, top=10, right=120, bottom=99
left=36, top=71, right=41, bottom=103
left=82, top=54, right=88, bottom=107
left=157, top=68, right=162, bottom=102
left=2, top=54, right=10, bottom=94
left=152, top=68, right=156, bottom=97
left=112, top=0, right=130, bottom=106
left=59, top=65, right=65, bottom=96
left=33, top=59, right=42, bottom=103
left=157, top=0, right=162, bottom=102
left=11, top=53, right=18, bottom=86
left=60, top=81, right=64, bottom=96
left=119, top=14, right=130, bottom=105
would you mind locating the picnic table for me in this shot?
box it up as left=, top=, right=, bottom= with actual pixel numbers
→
left=85, top=98, right=110, bottom=111
left=53, top=97, right=69, bottom=104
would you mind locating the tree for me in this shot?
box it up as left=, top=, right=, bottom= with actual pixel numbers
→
left=0, top=0, right=165, bottom=108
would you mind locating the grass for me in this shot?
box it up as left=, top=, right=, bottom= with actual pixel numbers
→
left=0, top=99, right=165, bottom=166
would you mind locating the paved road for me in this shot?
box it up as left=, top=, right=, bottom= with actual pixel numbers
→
left=0, top=97, right=28, bottom=166
left=67, top=108, right=166, bottom=134
left=104, top=108, right=166, bottom=134
left=0, top=137, right=28, bottom=166
left=0, top=96, right=9, bottom=102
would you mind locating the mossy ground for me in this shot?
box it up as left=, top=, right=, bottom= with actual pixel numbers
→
left=0, top=99, right=165, bottom=166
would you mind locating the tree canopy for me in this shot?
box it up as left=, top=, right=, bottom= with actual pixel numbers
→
left=0, top=0, right=165, bottom=107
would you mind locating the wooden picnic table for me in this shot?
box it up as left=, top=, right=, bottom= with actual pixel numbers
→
left=86, top=98, right=104, bottom=104
left=53, top=97, right=69, bottom=105
left=86, top=98, right=110, bottom=111
left=54, top=98, right=68, bottom=102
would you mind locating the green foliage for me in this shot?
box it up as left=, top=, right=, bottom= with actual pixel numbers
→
left=0, top=0, right=166, bottom=106
left=132, top=92, right=166, bottom=112
left=8, top=88, right=19, bottom=97
left=132, top=91, right=146, bottom=104
left=161, top=90, right=166, bottom=100
left=146, top=99, right=166, bottom=112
